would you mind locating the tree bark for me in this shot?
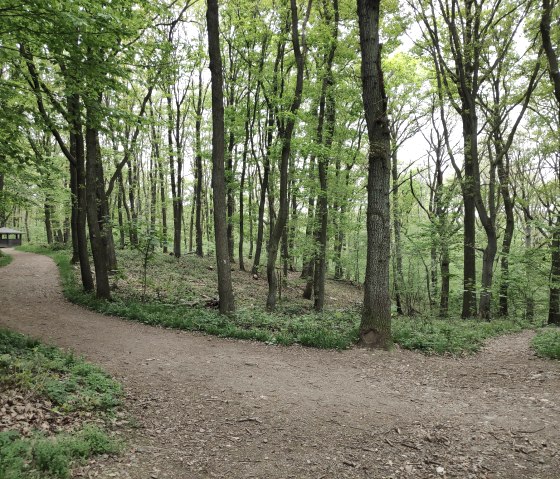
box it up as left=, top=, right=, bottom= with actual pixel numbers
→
left=549, top=214, right=560, bottom=325
left=68, top=94, right=94, bottom=292
left=85, top=106, right=110, bottom=300
left=69, top=164, right=80, bottom=263
left=357, top=0, right=392, bottom=349
left=207, top=0, right=235, bottom=314
left=195, top=70, right=204, bottom=257
left=44, top=197, right=53, bottom=244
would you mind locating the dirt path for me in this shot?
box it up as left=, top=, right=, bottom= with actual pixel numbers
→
left=0, top=249, right=559, bottom=479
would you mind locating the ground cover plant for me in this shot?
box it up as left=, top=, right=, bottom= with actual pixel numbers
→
left=532, top=327, right=560, bottom=360
left=0, top=249, right=12, bottom=268
left=0, top=328, right=122, bottom=478
left=18, top=244, right=539, bottom=355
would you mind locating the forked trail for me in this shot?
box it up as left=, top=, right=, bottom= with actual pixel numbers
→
left=1, top=249, right=559, bottom=478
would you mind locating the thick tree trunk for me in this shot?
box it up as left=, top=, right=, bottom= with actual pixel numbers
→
left=357, top=0, right=392, bottom=349
left=207, top=0, right=235, bottom=314
left=541, top=0, right=560, bottom=325
left=549, top=215, right=560, bottom=325
left=85, top=117, right=110, bottom=300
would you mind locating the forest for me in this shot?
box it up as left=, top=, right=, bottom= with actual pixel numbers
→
left=0, top=0, right=559, bottom=351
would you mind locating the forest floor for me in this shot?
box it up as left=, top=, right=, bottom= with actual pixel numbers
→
left=0, top=249, right=559, bottom=479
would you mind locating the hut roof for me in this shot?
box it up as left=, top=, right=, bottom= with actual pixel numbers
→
left=0, top=227, right=22, bottom=234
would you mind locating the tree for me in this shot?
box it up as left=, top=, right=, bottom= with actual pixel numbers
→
left=207, top=0, right=235, bottom=314
left=357, top=0, right=392, bottom=349
left=265, top=0, right=309, bottom=311
left=540, top=0, right=560, bottom=325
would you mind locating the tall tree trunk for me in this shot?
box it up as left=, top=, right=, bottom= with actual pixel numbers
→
left=117, top=187, right=125, bottom=248
left=85, top=108, right=110, bottom=300
left=313, top=0, right=338, bottom=312
left=195, top=70, right=204, bottom=257
left=523, top=209, right=535, bottom=321
left=478, top=152, right=498, bottom=320
left=68, top=94, right=94, bottom=292
left=251, top=107, right=273, bottom=275
left=266, top=0, right=306, bottom=311
left=158, top=151, right=168, bottom=253
left=0, top=172, right=4, bottom=227
left=248, top=171, right=254, bottom=259
left=440, top=241, right=450, bottom=318
left=44, top=197, right=53, bottom=244
left=227, top=134, right=236, bottom=263
left=357, top=0, right=392, bottom=349
left=549, top=214, right=560, bottom=325
left=301, top=153, right=316, bottom=281
left=238, top=84, right=252, bottom=272
left=189, top=197, right=195, bottom=252
left=461, top=114, right=478, bottom=318
left=498, top=156, right=515, bottom=317
left=207, top=0, right=235, bottom=314
left=95, top=133, right=117, bottom=273
left=69, top=164, right=80, bottom=263
left=168, top=93, right=181, bottom=258
left=391, top=148, right=404, bottom=315
left=126, top=158, right=138, bottom=246
left=541, top=0, right=560, bottom=325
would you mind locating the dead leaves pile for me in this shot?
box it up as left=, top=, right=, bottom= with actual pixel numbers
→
left=0, top=387, right=84, bottom=437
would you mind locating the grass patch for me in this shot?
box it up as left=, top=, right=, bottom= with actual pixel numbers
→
left=0, top=426, right=120, bottom=479
left=17, top=244, right=534, bottom=355
left=0, top=329, right=122, bottom=412
left=0, top=249, right=13, bottom=267
left=0, top=328, right=122, bottom=478
left=392, top=316, right=530, bottom=355
left=532, top=327, right=560, bottom=360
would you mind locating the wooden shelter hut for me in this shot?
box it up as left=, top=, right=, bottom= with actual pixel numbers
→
left=0, top=227, right=23, bottom=248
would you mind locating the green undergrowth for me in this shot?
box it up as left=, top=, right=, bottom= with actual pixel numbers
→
left=392, top=316, right=530, bottom=355
left=532, top=327, right=560, bottom=360
left=0, top=249, right=13, bottom=267
left=0, top=328, right=122, bottom=478
left=18, top=244, right=535, bottom=355
left=0, top=329, right=122, bottom=412
left=0, top=426, right=120, bottom=479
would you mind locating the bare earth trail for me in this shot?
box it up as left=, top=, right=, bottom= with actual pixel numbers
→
left=0, top=250, right=559, bottom=479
